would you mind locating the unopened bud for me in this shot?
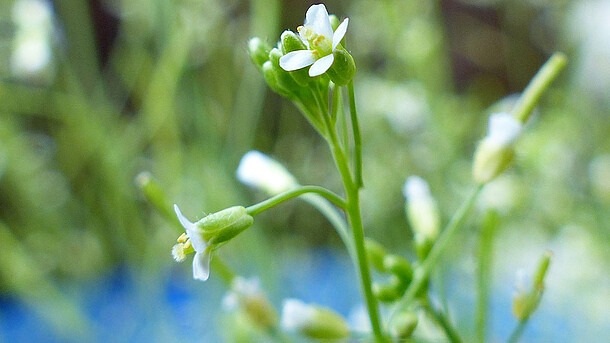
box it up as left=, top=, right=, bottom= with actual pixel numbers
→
left=365, top=238, right=388, bottom=272
left=390, top=311, right=418, bottom=339
left=248, top=37, right=271, bottom=68
left=281, top=299, right=350, bottom=340
left=280, top=31, right=311, bottom=86
left=268, top=48, right=302, bottom=95
left=199, top=206, right=254, bottom=245
left=327, top=48, right=356, bottom=86
left=473, top=113, right=522, bottom=184
left=262, top=61, right=291, bottom=97
left=373, top=276, right=406, bottom=303
left=403, top=176, right=441, bottom=242
left=383, top=254, right=413, bottom=284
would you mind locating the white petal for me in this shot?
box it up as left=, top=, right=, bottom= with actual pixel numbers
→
left=487, top=112, right=522, bottom=146
left=279, top=50, right=316, bottom=71
left=236, top=150, right=298, bottom=195
left=174, top=204, right=207, bottom=252
left=192, top=250, right=211, bottom=281
left=281, top=299, right=314, bottom=331
left=305, top=4, right=333, bottom=39
left=332, top=18, right=349, bottom=50
left=402, top=176, right=431, bottom=201
left=309, top=54, right=334, bottom=77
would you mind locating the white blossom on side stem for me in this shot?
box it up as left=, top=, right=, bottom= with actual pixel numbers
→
left=173, top=204, right=212, bottom=281
left=279, top=4, right=349, bottom=77
left=236, top=150, right=298, bottom=195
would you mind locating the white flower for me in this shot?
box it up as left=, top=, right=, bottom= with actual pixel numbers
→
left=403, top=176, right=440, bottom=240
left=280, top=298, right=315, bottom=332
left=485, top=112, right=522, bottom=148
left=279, top=4, right=349, bottom=77
left=173, top=204, right=212, bottom=281
left=236, top=150, right=298, bottom=195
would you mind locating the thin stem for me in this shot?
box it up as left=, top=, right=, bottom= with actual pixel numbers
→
left=245, top=185, right=346, bottom=216
left=347, top=81, right=363, bottom=188
left=507, top=320, right=527, bottom=343
left=389, top=185, right=484, bottom=324
left=511, top=52, right=567, bottom=123
left=316, top=83, right=384, bottom=341
left=476, top=211, right=498, bottom=343
left=423, top=297, right=463, bottom=343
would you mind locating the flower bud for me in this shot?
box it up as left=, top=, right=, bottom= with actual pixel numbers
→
left=329, top=14, right=340, bottom=31
left=365, top=238, right=388, bottom=272
left=262, top=61, right=291, bottom=97
left=390, top=311, right=418, bottom=339
left=383, top=254, right=413, bottom=285
left=248, top=37, right=271, bottom=68
left=473, top=113, right=522, bottom=184
left=268, top=48, right=302, bottom=95
left=281, top=299, right=350, bottom=340
left=280, top=30, right=312, bottom=86
left=414, top=234, right=433, bottom=260
left=327, top=48, right=356, bottom=86
left=199, top=206, right=254, bottom=245
left=236, top=151, right=298, bottom=196
left=403, top=176, right=440, bottom=242
left=223, top=277, right=278, bottom=330
left=511, top=251, right=552, bottom=320
left=373, top=276, right=405, bottom=303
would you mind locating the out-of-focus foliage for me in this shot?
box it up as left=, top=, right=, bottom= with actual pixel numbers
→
left=0, top=0, right=607, bottom=341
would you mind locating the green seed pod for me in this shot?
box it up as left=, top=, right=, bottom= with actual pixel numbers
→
left=365, top=238, right=388, bottom=272
left=390, top=311, right=418, bottom=339
left=200, top=206, right=254, bottom=245
left=248, top=37, right=271, bottom=68
left=327, top=48, right=356, bottom=86
left=383, top=254, right=413, bottom=285
left=280, top=30, right=312, bottom=86
left=269, top=48, right=302, bottom=94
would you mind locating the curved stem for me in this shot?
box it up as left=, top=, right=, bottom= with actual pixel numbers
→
left=245, top=185, right=346, bottom=216
left=347, top=81, right=363, bottom=188
left=512, top=52, right=567, bottom=123
left=423, top=297, right=463, bottom=343
left=389, top=185, right=484, bottom=324
left=507, top=320, right=527, bottom=343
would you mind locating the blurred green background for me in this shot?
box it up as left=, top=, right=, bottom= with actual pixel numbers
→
left=0, top=0, right=608, bottom=341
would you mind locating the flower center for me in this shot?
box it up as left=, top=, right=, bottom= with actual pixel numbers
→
left=298, top=25, right=333, bottom=57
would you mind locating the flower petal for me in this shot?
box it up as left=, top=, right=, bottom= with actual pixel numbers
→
left=332, top=18, right=349, bottom=50
left=305, top=4, right=333, bottom=39
left=174, top=204, right=207, bottom=252
left=279, top=50, right=316, bottom=71
left=192, top=250, right=211, bottom=281
left=309, top=54, right=334, bottom=77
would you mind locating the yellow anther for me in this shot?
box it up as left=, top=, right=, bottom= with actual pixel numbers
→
left=177, top=233, right=188, bottom=243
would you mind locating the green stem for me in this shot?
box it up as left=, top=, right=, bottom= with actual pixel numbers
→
left=476, top=211, right=498, bottom=343
left=316, top=89, right=385, bottom=342
left=389, top=185, right=484, bottom=324
left=511, top=52, right=567, bottom=123
left=245, top=185, right=345, bottom=216
left=423, top=297, right=463, bottom=343
left=347, top=81, right=363, bottom=188
left=507, top=320, right=527, bottom=343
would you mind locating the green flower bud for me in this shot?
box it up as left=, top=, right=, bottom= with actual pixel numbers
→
left=390, top=311, right=418, bottom=339
left=200, top=206, right=254, bottom=245
left=383, top=254, right=413, bottom=284
left=280, top=30, right=312, bottom=86
left=327, top=48, right=356, bottom=86
left=373, top=276, right=406, bottom=303
left=365, top=238, right=388, bottom=272
left=511, top=251, right=552, bottom=320
left=473, top=113, right=522, bottom=184
left=268, top=48, right=302, bottom=94
left=414, top=234, right=433, bottom=260
left=281, top=299, right=350, bottom=340
left=262, top=61, right=291, bottom=97
left=329, top=15, right=340, bottom=31
left=224, top=277, right=278, bottom=330
left=248, top=37, right=271, bottom=68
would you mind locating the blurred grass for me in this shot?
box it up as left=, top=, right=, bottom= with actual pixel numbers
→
left=0, top=0, right=608, bottom=341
